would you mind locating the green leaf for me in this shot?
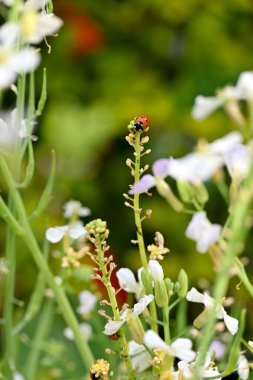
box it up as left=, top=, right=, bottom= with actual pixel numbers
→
left=36, top=68, right=47, bottom=117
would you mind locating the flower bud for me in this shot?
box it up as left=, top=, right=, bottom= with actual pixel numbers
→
left=148, top=260, right=164, bottom=282
left=156, top=180, right=183, bottom=212
left=177, top=269, right=188, bottom=298
left=154, top=281, right=168, bottom=308
left=164, top=278, right=174, bottom=295
left=141, top=268, right=151, bottom=292
left=127, top=316, right=145, bottom=344
left=193, top=182, right=209, bottom=205
left=176, top=179, right=193, bottom=203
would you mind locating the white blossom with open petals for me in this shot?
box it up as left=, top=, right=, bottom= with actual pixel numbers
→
left=103, top=295, right=154, bottom=335
left=224, top=144, right=251, bottom=181
left=144, top=330, right=196, bottom=363
left=46, top=221, right=88, bottom=243
left=186, top=287, right=239, bottom=335
left=129, top=341, right=152, bottom=372
left=185, top=211, right=222, bottom=253
left=206, top=131, right=243, bottom=155
left=63, top=200, right=91, bottom=219
left=148, top=260, right=164, bottom=282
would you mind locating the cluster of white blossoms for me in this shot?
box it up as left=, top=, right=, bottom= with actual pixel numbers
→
left=0, top=0, right=63, bottom=89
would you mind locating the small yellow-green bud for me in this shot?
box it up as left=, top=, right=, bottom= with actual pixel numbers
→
left=176, top=180, right=193, bottom=203
left=164, top=278, right=173, bottom=294
left=127, top=316, right=145, bottom=344
left=193, top=182, right=209, bottom=205
left=154, top=281, right=168, bottom=308
left=156, top=180, right=183, bottom=212
left=177, top=269, right=188, bottom=298
left=141, top=269, right=151, bottom=292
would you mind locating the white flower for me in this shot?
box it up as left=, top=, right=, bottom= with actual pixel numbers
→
left=236, top=71, right=253, bottom=100
left=63, top=200, right=91, bottom=219
left=186, top=287, right=239, bottom=335
left=224, top=144, right=251, bottom=181
left=144, top=330, right=196, bottom=363
left=173, top=353, right=222, bottom=380
left=192, top=85, right=241, bottom=120
left=0, top=109, right=29, bottom=152
left=148, top=260, right=164, bottom=282
left=77, top=290, right=97, bottom=316
left=116, top=268, right=142, bottom=295
left=46, top=221, right=88, bottom=243
left=13, top=373, right=25, bottom=380
left=63, top=323, right=92, bottom=341
left=206, top=132, right=243, bottom=155
left=238, top=355, right=250, bottom=380
left=185, top=211, right=222, bottom=253
left=129, top=341, right=152, bottom=372
left=103, top=295, right=154, bottom=335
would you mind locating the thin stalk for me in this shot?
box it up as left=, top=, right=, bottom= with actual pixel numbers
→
left=133, top=132, right=158, bottom=332
left=0, top=157, right=94, bottom=371
left=24, top=298, right=54, bottom=380
left=162, top=306, right=170, bottom=344
left=97, top=242, right=135, bottom=380
left=192, top=162, right=253, bottom=379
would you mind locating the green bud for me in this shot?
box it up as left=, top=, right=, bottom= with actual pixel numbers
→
left=176, top=180, right=193, bottom=203
left=141, top=269, right=151, bottom=292
left=127, top=316, right=144, bottom=344
left=154, top=281, right=168, bottom=308
left=193, top=182, right=209, bottom=205
left=164, top=278, right=174, bottom=294
left=177, top=269, right=188, bottom=298
left=156, top=180, right=183, bottom=212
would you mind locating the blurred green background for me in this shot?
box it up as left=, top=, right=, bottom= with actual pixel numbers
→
left=2, top=0, right=253, bottom=378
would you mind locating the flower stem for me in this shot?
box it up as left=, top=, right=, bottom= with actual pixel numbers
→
left=133, top=132, right=158, bottom=332
left=162, top=306, right=170, bottom=344
left=0, top=157, right=94, bottom=372
left=97, top=242, right=135, bottom=379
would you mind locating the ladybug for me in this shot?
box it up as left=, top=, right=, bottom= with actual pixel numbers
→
left=108, top=332, right=120, bottom=341
left=134, top=114, right=150, bottom=131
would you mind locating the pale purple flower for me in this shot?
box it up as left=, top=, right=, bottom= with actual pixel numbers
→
left=224, top=144, right=251, bottom=181
left=209, top=340, right=225, bottom=360
left=186, top=287, right=239, bottom=335
left=185, top=211, right=222, bottom=253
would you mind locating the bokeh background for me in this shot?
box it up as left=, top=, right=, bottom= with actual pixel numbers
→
left=2, top=0, right=253, bottom=378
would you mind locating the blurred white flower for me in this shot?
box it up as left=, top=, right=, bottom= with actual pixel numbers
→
left=46, top=221, right=88, bottom=243
left=224, top=144, right=251, bottom=181
left=186, top=287, right=239, bottom=335
left=144, top=330, right=196, bottom=363
left=148, top=260, right=164, bottom=282
left=206, top=131, right=243, bottom=155
left=103, top=295, right=154, bottom=335
left=63, top=323, right=92, bottom=341
left=13, top=373, right=24, bottom=380
left=238, top=355, right=250, bottom=380
left=129, top=341, right=152, bottom=372
left=77, top=290, right=97, bottom=316
left=236, top=71, right=253, bottom=100
left=185, top=211, right=222, bottom=253
left=63, top=200, right=91, bottom=219
left=192, top=85, right=241, bottom=120
left=0, top=109, right=29, bottom=152
left=209, top=340, right=225, bottom=360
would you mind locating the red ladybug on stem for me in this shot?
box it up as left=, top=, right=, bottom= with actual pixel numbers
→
left=134, top=115, right=150, bottom=131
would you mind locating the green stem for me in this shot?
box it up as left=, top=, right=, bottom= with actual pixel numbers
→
left=0, top=157, right=94, bottom=371
left=24, top=298, right=54, bottom=380
left=192, top=163, right=253, bottom=379
left=97, top=242, right=135, bottom=379
left=234, top=257, right=253, bottom=298
left=133, top=132, right=158, bottom=332
left=162, top=306, right=170, bottom=344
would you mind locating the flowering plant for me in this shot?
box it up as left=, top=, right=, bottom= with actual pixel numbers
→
left=0, top=2, right=253, bottom=380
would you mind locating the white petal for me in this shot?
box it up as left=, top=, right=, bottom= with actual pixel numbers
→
left=186, top=287, right=205, bottom=304
left=132, top=294, right=154, bottom=317
left=208, top=132, right=243, bottom=155
left=13, top=373, right=24, bottom=380
left=238, top=355, right=249, bottom=380
left=9, top=48, right=40, bottom=73
left=63, top=327, right=74, bottom=340
left=116, top=268, right=139, bottom=293
left=171, top=338, right=196, bottom=362
left=0, top=21, right=19, bottom=46
left=152, top=158, right=170, bottom=178
left=129, top=341, right=146, bottom=356
left=103, top=319, right=125, bottom=335
left=222, top=309, right=239, bottom=335
left=78, top=290, right=96, bottom=315
left=0, top=67, right=16, bottom=88
left=144, top=330, right=171, bottom=353
left=68, top=222, right=88, bottom=240
left=45, top=226, right=66, bottom=243
left=130, top=349, right=152, bottom=372
left=178, top=361, right=192, bottom=378
left=192, top=95, right=222, bottom=120
left=148, top=260, right=164, bottom=282
left=236, top=71, right=253, bottom=100
left=224, top=144, right=251, bottom=180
